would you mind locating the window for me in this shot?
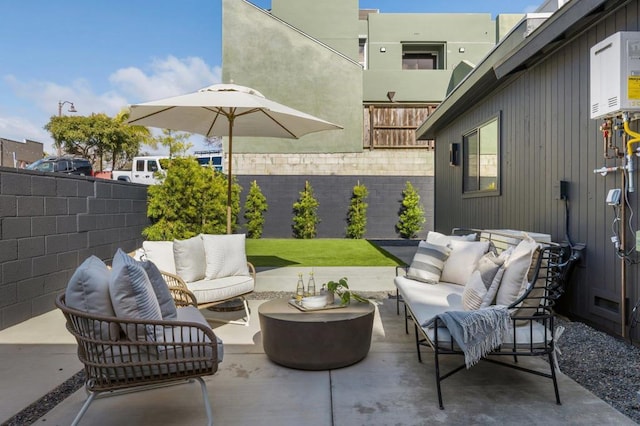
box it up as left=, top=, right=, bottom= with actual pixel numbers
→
left=463, top=116, right=500, bottom=195
left=359, top=37, right=367, bottom=69
left=402, top=44, right=444, bottom=70
left=147, top=160, right=158, bottom=172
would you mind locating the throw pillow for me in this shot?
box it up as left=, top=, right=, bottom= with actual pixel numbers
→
left=65, top=255, right=119, bottom=340
left=173, top=235, right=206, bottom=283
left=440, top=240, right=490, bottom=285
left=142, top=241, right=177, bottom=275
left=406, top=241, right=451, bottom=284
left=140, top=260, right=178, bottom=320
left=426, top=231, right=477, bottom=246
left=461, top=252, right=505, bottom=310
left=480, top=247, right=513, bottom=307
left=110, top=249, right=163, bottom=341
left=495, top=235, right=539, bottom=306
left=202, top=234, right=250, bottom=280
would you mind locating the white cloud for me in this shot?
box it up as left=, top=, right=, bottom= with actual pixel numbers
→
left=1, top=56, right=221, bottom=154
left=110, top=56, right=221, bottom=101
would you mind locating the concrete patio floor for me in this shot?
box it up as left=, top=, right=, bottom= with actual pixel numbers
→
left=0, top=264, right=636, bottom=425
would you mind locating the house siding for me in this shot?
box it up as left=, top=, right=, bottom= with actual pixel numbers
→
left=433, top=1, right=640, bottom=338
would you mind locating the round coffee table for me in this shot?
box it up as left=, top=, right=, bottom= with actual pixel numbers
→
left=258, top=297, right=375, bottom=370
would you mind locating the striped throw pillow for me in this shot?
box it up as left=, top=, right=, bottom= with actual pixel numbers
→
left=406, top=241, right=451, bottom=284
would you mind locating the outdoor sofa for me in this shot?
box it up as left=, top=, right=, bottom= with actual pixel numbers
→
left=136, top=233, right=256, bottom=326
left=57, top=249, right=223, bottom=426
left=395, top=229, right=564, bottom=409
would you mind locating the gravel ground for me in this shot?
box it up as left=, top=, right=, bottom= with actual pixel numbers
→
left=4, top=295, right=640, bottom=425
left=555, top=317, right=640, bottom=423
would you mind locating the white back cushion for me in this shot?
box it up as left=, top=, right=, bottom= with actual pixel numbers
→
left=142, top=241, right=176, bottom=275
left=495, top=235, right=538, bottom=306
left=173, top=235, right=206, bottom=283
left=440, top=240, right=490, bottom=285
left=202, top=233, right=250, bottom=279
left=426, top=231, right=477, bottom=246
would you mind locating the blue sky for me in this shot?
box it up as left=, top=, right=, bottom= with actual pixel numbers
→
left=0, top=0, right=541, bottom=154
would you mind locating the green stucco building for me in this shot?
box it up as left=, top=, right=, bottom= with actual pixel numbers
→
left=223, top=0, right=521, bottom=177
left=222, top=0, right=522, bottom=238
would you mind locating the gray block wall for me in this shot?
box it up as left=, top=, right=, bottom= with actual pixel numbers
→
left=0, top=167, right=149, bottom=330
left=237, top=175, right=433, bottom=239
left=0, top=168, right=432, bottom=331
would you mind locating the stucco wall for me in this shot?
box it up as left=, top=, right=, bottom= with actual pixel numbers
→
left=222, top=0, right=363, bottom=154
left=0, top=168, right=149, bottom=330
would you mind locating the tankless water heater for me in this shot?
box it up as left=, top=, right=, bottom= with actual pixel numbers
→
left=590, top=31, right=640, bottom=119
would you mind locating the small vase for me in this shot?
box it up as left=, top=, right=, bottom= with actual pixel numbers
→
left=326, top=291, right=335, bottom=305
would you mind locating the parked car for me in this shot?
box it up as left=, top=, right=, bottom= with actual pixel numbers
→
left=111, top=156, right=167, bottom=185
left=26, top=156, right=93, bottom=176
left=107, top=152, right=224, bottom=185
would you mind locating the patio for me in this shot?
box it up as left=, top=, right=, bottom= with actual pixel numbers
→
left=0, top=263, right=635, bottom=425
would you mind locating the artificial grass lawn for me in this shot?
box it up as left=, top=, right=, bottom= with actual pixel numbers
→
left=245, top=239, right=403, bottom=267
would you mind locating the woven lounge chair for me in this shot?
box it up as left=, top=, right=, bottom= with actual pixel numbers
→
left=56, top=282, right=221, bottom=425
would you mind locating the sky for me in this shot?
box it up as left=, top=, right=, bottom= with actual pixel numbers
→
left=0, top=0, right=542, bottom=155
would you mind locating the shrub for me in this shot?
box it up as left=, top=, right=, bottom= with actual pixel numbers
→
left=143, top=157, right=241, bottom=240
left=244, top=180, right=268, bottom=239
left=292, top=180, right=320, bottom=239
left=346, top=182, right=368, bottom=239
left=396, top=181, right=425, bottom=239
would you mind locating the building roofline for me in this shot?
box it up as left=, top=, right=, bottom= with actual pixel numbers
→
left=416, top=0, right=626, bottom=139
left=242, top=0, right=361, bottom=67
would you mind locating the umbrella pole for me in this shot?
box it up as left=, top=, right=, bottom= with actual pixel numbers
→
left=226, top=117, right=234, bottom=234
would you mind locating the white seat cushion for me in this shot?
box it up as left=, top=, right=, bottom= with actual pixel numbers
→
left=425, top=320, right=552, bottom=350
left=187, top=275, right=255, bottom=304
left=395, top=276, right=464, bottom=327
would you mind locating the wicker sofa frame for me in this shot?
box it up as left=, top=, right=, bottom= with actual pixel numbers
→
left=56, top=283, right=220, bottom=426
left=395, top=229, right=564, bottom=409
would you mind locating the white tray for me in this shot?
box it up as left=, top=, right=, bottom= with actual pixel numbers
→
left=288, top=299, right=346, bottom=312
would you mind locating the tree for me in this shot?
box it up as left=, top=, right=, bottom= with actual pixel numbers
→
left=111, top=108, right=152, bottom=169
left=147, top=129, right=193, bottom=158
left=346, top=181, right=368, bottom=239
left=44, top=110, right=151, bottom=171
left=243, top=180, right=268, bottom=239
left=396, top=181, right=425, bottom=239
left=143, top=157, right=241, bottom=240
left=292, top=180, right=320, bottom=239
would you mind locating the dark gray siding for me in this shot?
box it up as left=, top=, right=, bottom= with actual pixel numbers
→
left=432, top=1, right=640, bottom=338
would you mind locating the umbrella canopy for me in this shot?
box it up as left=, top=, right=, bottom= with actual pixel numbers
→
left=127, top=83, right=342, bottom=233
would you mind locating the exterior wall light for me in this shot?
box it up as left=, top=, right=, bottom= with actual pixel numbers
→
left=380, top=47, right=386, bottom=53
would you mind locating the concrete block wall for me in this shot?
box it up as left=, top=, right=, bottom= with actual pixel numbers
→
left=231, top=149, right=434, bottom=176
left=237, top=175, right=433, bottom=239
left=0, top=167, right=149, bottom=330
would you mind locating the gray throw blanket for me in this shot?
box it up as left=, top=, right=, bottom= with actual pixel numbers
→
left=423, top=305, right=511, bottom=368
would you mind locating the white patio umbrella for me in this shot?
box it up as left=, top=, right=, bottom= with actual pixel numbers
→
left=127, top=83, right=342, bottom=234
